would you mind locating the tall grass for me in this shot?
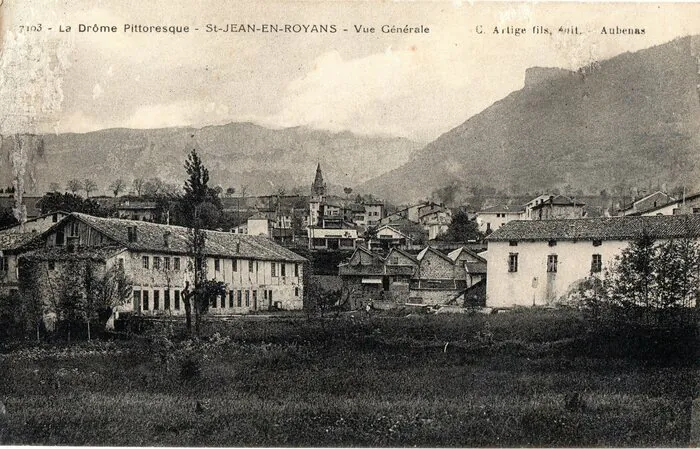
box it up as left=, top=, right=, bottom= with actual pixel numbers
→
left=0, top=309, right=696, bottom=446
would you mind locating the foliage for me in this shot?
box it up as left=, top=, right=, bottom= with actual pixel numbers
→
left=576, top=234, right=700, bottom=326
left=109, top=179, right=126, bottom=197
left=37, top=192, right=105, bottom=216
left=0, top=208, right=19, bottom=229
left=66, top=179, right=83, bottom=194
left=170, top=150, right=222, bottom=229
left=436, top=210, right=483, bottom=242
left=83, top=179, right=98, bottom=197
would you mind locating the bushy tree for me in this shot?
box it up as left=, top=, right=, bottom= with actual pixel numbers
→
left=37, top=192, right=104, bottom=216
left=605, top=232, right=656, bottom=309
left=437, top=210, right=484, bottom=242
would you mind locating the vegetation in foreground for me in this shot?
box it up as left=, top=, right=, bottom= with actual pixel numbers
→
left=0, top=309, right=697, bottom=446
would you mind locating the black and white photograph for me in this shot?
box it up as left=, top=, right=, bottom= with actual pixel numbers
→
left=0, top=0, right=698, bottom=446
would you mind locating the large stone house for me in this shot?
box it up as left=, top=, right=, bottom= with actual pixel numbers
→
left=530, top=195, right=585, bottom=220
left=19, top=213, right=307, bottom=319
left=618, top=191, right=675, bottom=216
left=475, top=205, right=525, bottom=234
left=485, top=214, right=700, bottom=309
left=0, top=211, right=69, bottom=234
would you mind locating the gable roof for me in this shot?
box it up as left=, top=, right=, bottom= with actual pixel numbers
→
left=68, top=213, right=306, bottom=262
left=417, top=245, right=454, bottom=264
left=530, top=195, right=585, bottom=210
left=447, top=246, right=487, bottom=264
left=385, top=247, right=418, bottom=264
left=487, top=214, right=700, bottom=242
left=628, top=192, right=699, bottom=216
left=620, top=191, right=674, bottom=212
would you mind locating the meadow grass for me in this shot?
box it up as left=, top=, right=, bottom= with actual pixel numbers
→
left=0, top=308, right=696, bottom=446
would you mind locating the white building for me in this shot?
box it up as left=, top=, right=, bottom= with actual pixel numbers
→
left=485, top=215, right=700, bottom=308
left=21, top=213, right=307, bottom=317
left=475, top=205, right=525, bottom=234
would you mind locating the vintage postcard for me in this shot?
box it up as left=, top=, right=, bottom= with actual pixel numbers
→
left=0, top=0, right=699, bottom=446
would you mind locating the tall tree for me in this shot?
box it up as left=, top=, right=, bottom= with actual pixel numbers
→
left=84, top=179, right=98, bottom=198
left=110, top=179, right=126, bottom=197
left=438, top=210, right=484, bottom=242
left=66, top=179, right=83, bottom=195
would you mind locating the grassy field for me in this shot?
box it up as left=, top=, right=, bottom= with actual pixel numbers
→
left=0, top=309, right=697, bottom=446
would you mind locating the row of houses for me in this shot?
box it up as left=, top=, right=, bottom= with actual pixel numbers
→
left=338, top=245, right=486, bottom=308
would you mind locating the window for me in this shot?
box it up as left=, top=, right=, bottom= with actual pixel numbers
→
left=142, top=256, right=149, bottom=269
left=248, top=260, right=254, bottom=273
left=592, top=240, right=602, bottom=247
left=509, top=241, right=518, bottom=247
left=48, top=260, right=56, bottom=271
left=508, top=253, right=518, bottom=273
left=237, top=290, right=242, bottom=307
left=245, top=290, right=250, bottom=307
left=229, top=290, right=234, bottom=308
left=52, top=213, right=58, bottom=223
left=118, top=258, right=124, bottom=270
left=271, top=263, right=277, bottom=277
left=153, top=257, right=161, bottom=270
left=173, top=257, right=181, bottom=270
left=547, top=255, right=558, bottom=273
left=174, top=290, right=180, bottom=310
left=220, top=294, right=226, bottom=308
left=591, top=254, right=602, bottom=273
left=153, top=290, right=160, bottom=310
left=164, top=290, right=171, bottom=310
left=548, top=240, right=557, bottom=247
left=133, top=290, right=141, bottom=310
left=252, top=290, right=257, bottom=309
left=214, top=259, right=221, bottom=272
left=143, top=291, right=150, bottom=311
left=211, top=295, right=217, bottom=308
left=55, top=229, right=65, bottom=246
left=232, top=259, right=237, bottom=272
left=164, top=257, right=170, bottom=270
left=281, top=263, right=286, bottom=277
left=295, top=263, right=299, bottom=277
left=295, top=287, right=299, bottom=297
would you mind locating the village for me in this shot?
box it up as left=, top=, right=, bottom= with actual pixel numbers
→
left=1, top=156, right=699, bottom=331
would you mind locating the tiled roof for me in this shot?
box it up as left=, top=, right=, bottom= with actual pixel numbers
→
left=21, top=246, right=126, bottom=261
left=478, top=204, right=525, bottom=214
left=465, top=261, right=487, bottom=274
left=530, top=195, right=585, bottom=210
left=0, top=232, right=41, bottom=252
left=71, top=213, right=306, bottom=262
left=487, top=215, right=700, bottom=242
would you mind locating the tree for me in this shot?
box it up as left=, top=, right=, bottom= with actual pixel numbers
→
left=437, top=210, right=484, bottom=242
left=37, top=192, right=104, bottom=216
left=110, top=179, right=126, bottom=197
left=49, top=182, right=60, bottom=193
left=66, top=179, right=83, bottom=195
left=344, top=187, right=353, bottom=200
left=605, top=231, right=656, bottom=310
left=84, top=179, right=98, bottom=197
left=225, top=187, right=236, bottom=197
left=132, top=178, right=146, bottom=197
left=179, top=149, right=224, bottom=334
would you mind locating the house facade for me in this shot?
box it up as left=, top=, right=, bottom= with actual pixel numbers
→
left=619, top=191, right=675, bottom=216
left=530, top=195, right=585, bottom=220
left=0, top=211, right=68, bottom=234
left=485, top=215, right=700, bottom=309
left=476, top=205, right=525, bottom=234
left=20, top=213, right=307, bottom=318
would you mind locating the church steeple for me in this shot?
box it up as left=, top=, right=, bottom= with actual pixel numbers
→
left=311, top=163, right=327, bottom=196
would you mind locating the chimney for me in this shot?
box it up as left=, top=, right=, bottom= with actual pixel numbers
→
left=163, top=231, right=171, bottom=248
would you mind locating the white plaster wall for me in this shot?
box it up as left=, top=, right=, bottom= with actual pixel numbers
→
left=486, top=239, right=628, bottom=308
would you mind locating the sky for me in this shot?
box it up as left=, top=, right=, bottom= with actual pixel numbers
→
left=1, top=0, right=699, bottom=142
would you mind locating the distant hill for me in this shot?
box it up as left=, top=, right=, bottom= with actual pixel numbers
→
left=0, top=123, right=420, bottom=196
left=360, top=36, right=700, bottom=204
